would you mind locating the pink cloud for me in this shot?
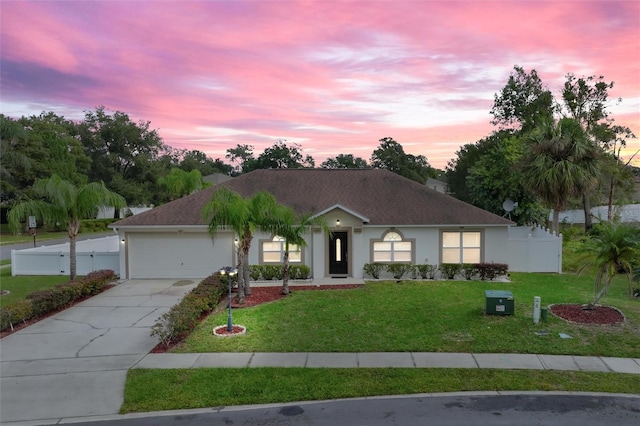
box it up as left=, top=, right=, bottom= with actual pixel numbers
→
left=1, top=0, right=638, bottom=170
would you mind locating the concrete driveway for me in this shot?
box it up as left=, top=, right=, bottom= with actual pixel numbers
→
left=0, top=279, right=198, bottom=425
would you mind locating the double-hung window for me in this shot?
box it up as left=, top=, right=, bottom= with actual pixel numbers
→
left=261, top=236, right=301, bottom=263
left=441, top=231, right=482, bottom=263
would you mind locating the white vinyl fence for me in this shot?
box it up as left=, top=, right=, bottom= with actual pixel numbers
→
left=505, top=226, right=562, bottom=273
left=11, top=236, right=120, bottom=276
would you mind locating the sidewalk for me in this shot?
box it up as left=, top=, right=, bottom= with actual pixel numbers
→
left=135, top=351, right=640, bottom=374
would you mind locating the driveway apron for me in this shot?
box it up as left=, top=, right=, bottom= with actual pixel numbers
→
left=0, top=279, right=197, bottom=424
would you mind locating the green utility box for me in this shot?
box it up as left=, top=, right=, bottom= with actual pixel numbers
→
left=484, top=290, right=514, bottom=315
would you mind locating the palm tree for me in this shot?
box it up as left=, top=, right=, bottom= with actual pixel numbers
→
left=7, top=175, right=126, bottom=280
left=521, top=117, right=600, bottom=235
left=581, top=221, right=640, bottom=305
left=201, top=187, right=281, bottom=303
left=269, top=207, right=329, bottom=295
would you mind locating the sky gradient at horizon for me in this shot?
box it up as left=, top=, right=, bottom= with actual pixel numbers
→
left=1, top=0, right=639, bottom=169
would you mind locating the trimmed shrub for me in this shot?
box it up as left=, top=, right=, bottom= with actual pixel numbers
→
left=249, top=265, right=262, bottom=281
left=461, top=264, right=478, bottom=280
left=386, top=263, right=411, bottom=279
left=476, top=263, right=509, bottom=281
left=150, top=272, right=226, bottom=348
left=363, top=263, right=385, bottom=279
left=439, top=263, right=461, bottom=280
left=415, top=264, right=437, bottom=279
left=0, top=299, right=33, bottom=331
left=79, top=218, right=117, bottom=233
left=262, top=265, right=282, bottom=280
left=1, top=269, right=116, bottom=332
left=289, top=264, right=311, bottom=280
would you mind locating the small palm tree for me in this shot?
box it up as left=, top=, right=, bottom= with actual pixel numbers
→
left=270, top=207, right=329, bottom=295
left=7, top=175, right=126, bottom=280
left=201, top=187, right=281, bottom=303
left=581, top=221, right=640, bottom=305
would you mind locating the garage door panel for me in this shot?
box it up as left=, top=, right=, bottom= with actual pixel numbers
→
left=128, top=233, right=233, bottom=279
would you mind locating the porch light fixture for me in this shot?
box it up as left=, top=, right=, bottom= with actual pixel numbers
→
left=336, top=219, right=340, bottom=228
left=120, top=238, right=125, bottom=243
left=219, top=267, right=238, bottom=332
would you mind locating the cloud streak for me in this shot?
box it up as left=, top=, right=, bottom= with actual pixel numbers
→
left=1, top=0, right=638, bottom=168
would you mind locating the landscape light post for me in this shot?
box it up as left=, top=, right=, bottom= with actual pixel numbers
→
left=219, top=267, right=237, bottom=332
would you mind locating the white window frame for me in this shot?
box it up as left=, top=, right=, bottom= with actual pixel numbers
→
left=260, top=235, right=302, bottom=264
left=440, top=230, right=482, bottom=264
left=371, top=230, right=415, bottom=263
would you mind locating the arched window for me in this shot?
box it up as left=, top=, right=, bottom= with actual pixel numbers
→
left=372, top=230, right=413, bottom=262
left=261, top=235, right=302, bottom=263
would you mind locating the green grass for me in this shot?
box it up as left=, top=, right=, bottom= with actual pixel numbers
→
left=0, top=223, right=111, bottom=245
left=0, top=267, right=70, bottom=306
left=121, top=368, right=640, bottom=413
left=173, top=273, right=640, bottom=358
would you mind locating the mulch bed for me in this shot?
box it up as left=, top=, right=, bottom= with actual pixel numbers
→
left=549, top=303, right=625, bottom=325
left=0, top=284, right=116, bottom=339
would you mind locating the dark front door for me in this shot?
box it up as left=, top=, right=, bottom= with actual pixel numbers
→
left=329, top=231, right=348, bottom=275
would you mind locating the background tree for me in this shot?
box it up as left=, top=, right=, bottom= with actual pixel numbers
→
left=19, top=112, right=91, bottom=187
left=226, top=144, right=256, bottom=175
left=157, top=168, right=205, bottom=201
left=370, top=137, right=437, bottom=184
left=178, top=149, right=232, bottom=176
left=251, top=140, right=315, bottom=170
left=466, top=135, right=546, bottom=224
left=521, top=118, right=600, bottom=235
left=490, top=65, right=554, bottom=133
left=0, top=115, right=31, bottom=202
left=78, top=106, right=168, bottom=207
left=7, top=175, right=125, bottom=280
left=320, top=154, right=369, bottom=169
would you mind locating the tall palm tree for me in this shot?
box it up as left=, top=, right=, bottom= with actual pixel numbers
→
left=581, top=221, right=640, bottom=304
left=521, top=117, right=600, bottom=235
left=7, top=175, right=126, bottom=280
left=201, top=187, right=280, bottom=303
left=269, top=207, right=329, bottom=295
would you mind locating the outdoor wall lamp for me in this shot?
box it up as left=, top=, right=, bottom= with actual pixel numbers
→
left=219, top=267, right=238, bottom=332
left=336, top=219, right=340, bottom=228
left=120, top=238, right=125, bottom=243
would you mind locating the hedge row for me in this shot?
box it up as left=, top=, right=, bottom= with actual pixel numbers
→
left=0, top=270, right=116, bottom=332
left=363, top=262, right=509, bottom=281
left=248, top=264, right=311, bottom=281
left=150, top=272, right=227, bottom=349
left=79, top=218, right=118, bottom=233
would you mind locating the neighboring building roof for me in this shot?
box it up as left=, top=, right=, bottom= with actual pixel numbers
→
left=426, top=178, right=448, bottom=194
left=113, top=169, right=513, bottom=227
left=202, top=173, right=234, bottom=185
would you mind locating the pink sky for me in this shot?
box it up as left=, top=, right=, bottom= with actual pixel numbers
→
left=1, top=0, right=638, bottom=169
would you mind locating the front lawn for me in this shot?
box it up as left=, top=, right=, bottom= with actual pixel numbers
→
left=0, top=266, right=70, bottom=306
left=173, top=273, right=640, bottom=358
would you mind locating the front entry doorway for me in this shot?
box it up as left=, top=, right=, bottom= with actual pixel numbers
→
left=329, top=231, right=349, bottom=275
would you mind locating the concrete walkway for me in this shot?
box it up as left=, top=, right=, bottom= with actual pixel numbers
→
left=135, top=351, right=640, bottom=374
left=0, top=279, right=198, bottom=425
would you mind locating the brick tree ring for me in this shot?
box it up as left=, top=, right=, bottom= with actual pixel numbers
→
left=213, top=324, right=247, bottom=337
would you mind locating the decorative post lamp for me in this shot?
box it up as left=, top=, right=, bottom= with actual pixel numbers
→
left=219, top=267, right=238, bottom=332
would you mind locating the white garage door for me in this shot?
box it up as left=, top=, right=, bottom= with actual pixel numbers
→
left=127, top=232, right=234, bottom=279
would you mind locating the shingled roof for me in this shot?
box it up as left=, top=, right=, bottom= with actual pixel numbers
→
left=113, top=169, right=513, bottom=227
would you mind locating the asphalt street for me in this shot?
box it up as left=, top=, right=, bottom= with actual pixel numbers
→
left=40, top=393, right=640, bottom=426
